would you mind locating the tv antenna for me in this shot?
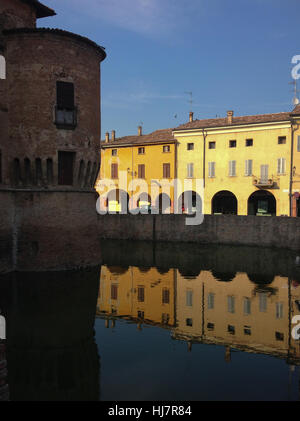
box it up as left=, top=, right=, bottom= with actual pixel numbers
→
left=290, top=80, right=300, bottom=105
left=184, top=91, right=193, bottom=112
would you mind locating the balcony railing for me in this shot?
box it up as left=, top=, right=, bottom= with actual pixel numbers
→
left=54, top=106, right=77, bottom=130
left=252, top=175, right=275, bottom=188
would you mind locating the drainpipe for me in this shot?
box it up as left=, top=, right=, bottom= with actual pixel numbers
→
left=202, top=129, right=208, bottom=188
left=290, top=120, right=299, bottom=216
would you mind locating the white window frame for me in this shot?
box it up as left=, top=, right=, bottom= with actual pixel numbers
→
left=229, top=160, right=236, bottom=177
left=277, top=158, right=286, bottom=175
left=245, top=159, right=253, bottom=176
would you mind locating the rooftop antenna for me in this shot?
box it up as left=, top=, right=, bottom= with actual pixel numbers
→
left=290, top=80, right=299, bottom=105
left=184, top=91, right=193, bottom=112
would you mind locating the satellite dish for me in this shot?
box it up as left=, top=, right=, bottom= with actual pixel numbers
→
left=293, top=97, right=299, bottom=106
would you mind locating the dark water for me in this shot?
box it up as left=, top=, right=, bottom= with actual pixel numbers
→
left=1, top=240, right=300, bottom=401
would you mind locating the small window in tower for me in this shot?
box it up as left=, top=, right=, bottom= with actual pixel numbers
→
left=58, top=151, right=75, bottom=185
left=278, top=136, right=286, bottom=144
left=229, top=140, right=237, bottom=148
left=0, top=55, right=6, bottom=79
left=55, top=81, right=77, bottom=129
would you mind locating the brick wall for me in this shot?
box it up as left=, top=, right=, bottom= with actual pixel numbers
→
left=97, top=214, right=300, bottom=252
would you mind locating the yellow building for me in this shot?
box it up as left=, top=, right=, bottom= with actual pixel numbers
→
left=173, top=269, right=300, bottom=363
left=97, top=265, right=176, bottom=328
left=97, top=127, right=176, bottom=213
left=173, top=106, right=300, bottom=216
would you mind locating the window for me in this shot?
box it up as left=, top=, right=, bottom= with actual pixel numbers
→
left=111, top=284, right=118, bottom=300
left=244, top=297, right=251, bottom=315
left=228, top=325, right=235, bottom=335
left=246, top=138, right=253, bottom=147
left=208, top=293, right=215, bottom=310
left=277, top=158, right=286, bottom=175
left=58, top=151, right=75, bottom=185
left=244, top=326, right=251, bottom=335
left=229, top=160, right=236, bottom=176
left=275, top=332, right=284, bottom=341
left=260, top=164, right=269, bottom=182
left=208, top=162, right=215, bottom=178
left=162, top=289, right=170, bottom=304
left=228, top=296, right=235, bottom=313
left=138, top=164, right=145, bottom=179
left=298, top=136, right=300, bottom=152
left=111, top=163, right=118, bottom=179
left=163, top=163, right=170, bottom=178
left=0, top=55, right=6, bottom=79
left=112, top=149, right=117, bottom=156
left=245, top=159, right=253, bottom=176
left=137, top=286, right=145, bottom=302
left=186, top=318, right=193, bottom=327
left=207, top=322, right=214, bottom=331
left=138, top=147, right=145, bottom=154
left=229, top=140, right=236, bottom=148
left=137, top=310, right=144, bottom=319
left=276, top=302, right=283, bottom=319
left=163, top=145, right=170, bottom=153
left=187, top=143, right=194, bottom=150
left=55, top=81, right=77, bottom=129
left=209, top=141, right=216, bottom=149
left=278, top=136, right=286, bottom=144
left=259, top=293, right=267, bottom=312
left=187, top=163, right=194, bottom=178
left=186, top=290, right=193, bottom=307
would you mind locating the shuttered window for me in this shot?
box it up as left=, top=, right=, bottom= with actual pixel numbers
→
left=162, top=289, right=170, bottom=304
left=58, top=151, right=75, bottom=185
left=57, top=82, right=74, bottom=110
left=207, top=293, right=215, bottom=310
left=111, top=163, right=118, bottom=179
left=208, top=162, right=215, bottom=178
left=187, top=163, right=194, bottom=178
left=245, top=159, right=253, bottom=176
left=277, top=158, right=286, bottom=174
left=111, top=284, right=118, bottom=300
left=228, top=296, right=235, bottom=313
left=244, top=298, right=251, bottom=315
left=260, top=164, right=268, bottom=182
left=137, top=286, right=145, bottom=302
left=186, top=290, right=193, bottom=307
left=276, top=302, right=283, bottom=319
left=229, top=160, right=236, bottom=176
left=163, top=163, right=170, bottom=178
left=138, top=164, right=145, bottom=179
left=298, top=136, right=300, bottom=152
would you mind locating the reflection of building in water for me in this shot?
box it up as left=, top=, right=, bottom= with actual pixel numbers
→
left=173, top=270, right=300, bottom=364
left=97, top=266, right=176, bottom=328
left=0, top=341, right=9, bottom=401
left=0, top=269, right=101, bottom=401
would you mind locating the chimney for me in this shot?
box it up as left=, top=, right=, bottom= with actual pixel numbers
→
left=138, top=126, right=142, bottom=136
left=105, top=132, right=109, bottom=143
left=111, top=130, right=116, bottom=141
left=227, top=110, right=234, bottom=124
left=189, top=112, right=194, bottom=123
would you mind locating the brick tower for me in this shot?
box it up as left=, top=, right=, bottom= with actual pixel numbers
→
left=0, top=0, right=106, bottom=271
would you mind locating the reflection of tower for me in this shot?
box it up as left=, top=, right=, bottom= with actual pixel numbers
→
left=0, top=268, right=101, bottom=401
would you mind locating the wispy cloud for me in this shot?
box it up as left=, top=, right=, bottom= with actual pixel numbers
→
left=70, top=0, right=203, bottom=38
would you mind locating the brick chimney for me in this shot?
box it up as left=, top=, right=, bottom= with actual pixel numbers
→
left=227, top=110, right=234, bottom=124
left=111, top=130, right=116, bottom=141
left=138, top=126, right=142, bottom=136
left=105, top=132, right=109, bottom=143
left=189, top=112, right=194, bottom=123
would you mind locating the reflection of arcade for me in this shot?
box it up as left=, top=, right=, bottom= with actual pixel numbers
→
left=0, top=268, right=101, bottom=401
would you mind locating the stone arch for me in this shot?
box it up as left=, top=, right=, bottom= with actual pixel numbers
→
left=107, top=189, right=129, bottom=213
left=178, top=191, right=202, bottom=214
left=24, top=158, right=31, bottom=185
left=35, top=158, right=43, bottom=186
left=137, top=192, right=151, bottom=211
left=47, top=158, right=53, bottom=185
left=212, top=190, right=238, bottom=215
left=77, top=160, right=85, bottom=187
left=13, top=158, right=21, bottom=186
left=248, top=190, right=276, bottom=216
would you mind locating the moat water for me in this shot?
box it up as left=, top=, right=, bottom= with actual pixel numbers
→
left=1, top=240, right=300, bottom=401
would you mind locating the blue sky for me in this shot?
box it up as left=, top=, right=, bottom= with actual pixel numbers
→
left=41, top=0, right=300, bottom=138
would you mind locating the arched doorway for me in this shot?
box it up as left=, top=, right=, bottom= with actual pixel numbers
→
left=212, top=191, right=237, bottom=215
left=107, top=189, right=129, bottom=213
left=156, top=193, right=171, bottom=214
left=137, top=193, right=151, bottom=213
left=248, top=191, right=276, bottom=216
left=178, top=191, right=202, bottom=214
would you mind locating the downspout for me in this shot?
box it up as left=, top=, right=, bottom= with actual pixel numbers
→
left=290, top=119, right=300, bottom=216
left=202, top=129, right=207, bottom=188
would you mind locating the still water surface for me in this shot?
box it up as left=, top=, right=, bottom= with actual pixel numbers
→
left=1, top=240, right=300, bottom=401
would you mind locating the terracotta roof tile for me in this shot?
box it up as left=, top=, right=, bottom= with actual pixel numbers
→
left=101, top=129, right=175, bottom=147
